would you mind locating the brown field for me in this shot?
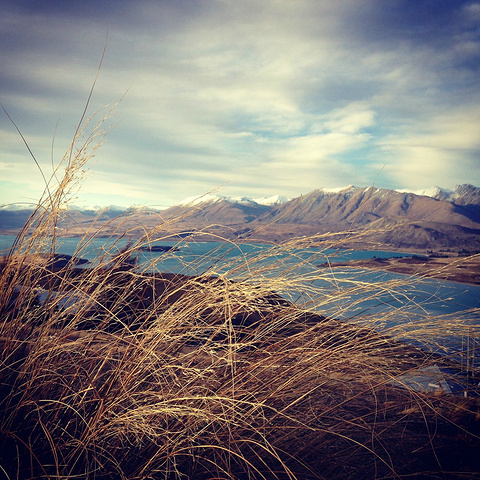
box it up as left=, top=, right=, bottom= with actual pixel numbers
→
left=319, top=253, right=480, bottom=285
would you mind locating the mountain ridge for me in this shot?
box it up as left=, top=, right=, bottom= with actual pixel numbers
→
left=1, top=184, right=479, bottom=252
left=1, top=184, right=479, bottom=213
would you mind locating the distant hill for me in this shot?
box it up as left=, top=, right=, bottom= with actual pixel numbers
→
left=0, top=209, right=33, bottom=232
left=169, top=194, right=272, bottom=225
left=255, top=186, right=479, bottom=227
left=1, top=185, right=479, bottom=252
left=249, top=185, right=480, bottom=250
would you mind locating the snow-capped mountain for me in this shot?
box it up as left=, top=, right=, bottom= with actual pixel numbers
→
left=2, top=185, right=480, bottom=251
left=252, top=195, right=291, bottom=206
left=443, top=184, right=480, bottom=205
left=178, top=193, right=226, bottom=206
left=0, top=203, right=38, bottom=211
left=396, top=185, right=480, bottom=205
left=396, top=187, right=451, bottom=199
left=248, top=185, right=480, bottom=250
left=69, top=204, right=127, bottom=213
left=257, top=186, right=479, bottom=226
left=177, top=193, right=289, bottom=208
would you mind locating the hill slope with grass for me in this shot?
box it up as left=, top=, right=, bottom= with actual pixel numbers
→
left=2, top=235, right=480, bottom=480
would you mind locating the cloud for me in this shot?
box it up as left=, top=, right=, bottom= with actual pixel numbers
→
left=376, top=106, right=480, bottom=189
left=1, top=0, right=479, bottom=207
left=322, top=104, right=376, bottom=135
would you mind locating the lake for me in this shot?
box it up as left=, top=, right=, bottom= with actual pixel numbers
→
left=1, top=234, right=479, bottom=364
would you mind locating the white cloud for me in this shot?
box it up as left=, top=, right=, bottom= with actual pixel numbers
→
left=379, top=146, right=454, bottom=189
left=376, top=107, right=480, bottom=189
left=321, top=104, right=376, bottom=134
left=1, top=0, right=479, bottom=207
left=273, top=132, right=369, bottom=166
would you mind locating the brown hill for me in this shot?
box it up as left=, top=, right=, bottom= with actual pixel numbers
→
left=255, top=186, right=479, bottom=229
left=247, top=186, right=480, bottom=251
left=160, top=198, right=270, bottom=227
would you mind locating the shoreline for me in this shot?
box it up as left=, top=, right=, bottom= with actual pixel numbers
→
left=318, top=254, right=480, bottom=286
left=2, top=231, right=479, bottom=285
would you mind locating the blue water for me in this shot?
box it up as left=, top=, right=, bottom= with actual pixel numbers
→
left=0, top=234, right=418, bottom=276
left=1, top=234, right=479, bottom=360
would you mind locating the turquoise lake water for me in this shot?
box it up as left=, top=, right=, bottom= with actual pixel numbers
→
left=2, top=234, right=479, bottom=360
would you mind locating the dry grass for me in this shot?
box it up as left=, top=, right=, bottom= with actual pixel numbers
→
left=1, top=113, right=480, bottom=480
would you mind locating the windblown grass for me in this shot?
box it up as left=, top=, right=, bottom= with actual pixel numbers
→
left=1, top=115, right=479, bottom=480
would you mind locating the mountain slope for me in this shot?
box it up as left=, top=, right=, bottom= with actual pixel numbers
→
left=431, top=184, right=480, bottom=205
left=248, top=186, right=480, bottom=250
left=161, top=197, right=271, bottom=227
left=255, top=186, right=480, bottom=229
left=1, top=185, right=479, bottom=252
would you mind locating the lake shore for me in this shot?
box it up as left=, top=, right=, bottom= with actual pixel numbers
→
left=319, top=253, right=480, bottom=285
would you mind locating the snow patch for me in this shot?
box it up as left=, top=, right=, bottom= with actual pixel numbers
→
left=321, top=185, right=356, bottom=194
left=253, top=195, right=290, bottom=206
left=177, top=194, right=225, bottom=206
left=395, top=187, right=452, bottom=199
left=178, top=193, right=289, bottom=207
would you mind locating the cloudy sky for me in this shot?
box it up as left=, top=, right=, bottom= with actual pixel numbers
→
left=1, top=0, right=479, bottom=209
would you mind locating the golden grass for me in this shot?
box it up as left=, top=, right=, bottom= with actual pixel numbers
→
left=1, top=112, right=479, bottom=480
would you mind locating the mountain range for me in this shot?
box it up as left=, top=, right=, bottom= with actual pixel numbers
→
left=1, top=185, right=480, bottom=252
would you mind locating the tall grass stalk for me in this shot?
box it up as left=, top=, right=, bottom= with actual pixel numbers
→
left=1, top=115, right=479, bottom=480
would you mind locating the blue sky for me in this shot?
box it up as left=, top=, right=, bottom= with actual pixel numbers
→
left=1, top=0, right=479, bottom=208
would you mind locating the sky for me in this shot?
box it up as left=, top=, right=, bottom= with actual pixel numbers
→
left=1, top=0, right=479, bottom=209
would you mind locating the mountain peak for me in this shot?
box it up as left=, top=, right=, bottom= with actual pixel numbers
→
left=396, top=186, right=452, bottom=199
left=177, top=194, right=226, bottom=206
left=177, top=193, right=289, bottom=208
left=252, top=195, right=290, bottom=206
